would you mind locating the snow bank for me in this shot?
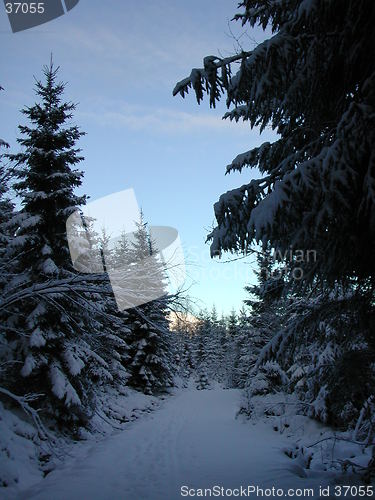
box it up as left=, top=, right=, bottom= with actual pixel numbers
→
left=0, top=388, right=163, bottom=498
left=239, top=392, right=373, bottom=485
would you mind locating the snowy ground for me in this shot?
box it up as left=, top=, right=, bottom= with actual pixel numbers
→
left=2, top=386, right=362, bottom=500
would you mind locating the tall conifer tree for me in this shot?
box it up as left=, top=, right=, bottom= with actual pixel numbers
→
left=5, top=63, right=112, bottom=424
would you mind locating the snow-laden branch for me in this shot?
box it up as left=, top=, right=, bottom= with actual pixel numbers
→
left=0, top=273, right=109, bottom=312
left=0, top=386, right=50, bottom=441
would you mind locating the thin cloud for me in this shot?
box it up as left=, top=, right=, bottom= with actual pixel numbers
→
left=79, top=104, right=252, bottom=135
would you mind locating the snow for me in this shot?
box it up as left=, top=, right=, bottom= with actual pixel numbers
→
left=63, top=348, right=85, bottom=376
left=41, top=258, right=58, bottom=275
left=0, top=387, right=353, bottom=500
left=19, top=215, right=41, bottom=229
left=20, top=355, right=36, bottom=377
left=26, top=304, right=47, bottom=328
left=49, top=362, right=81, bottom=407
left=0, top=388, right=159, bottom=495
left=41, top=245, right=52, bottom=256
left=29, top=328, right=46, bottom=348
left=249, top=179, right=289, bottom=237
left=0, top=402, right=42, bottom=490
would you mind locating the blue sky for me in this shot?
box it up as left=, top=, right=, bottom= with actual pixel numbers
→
left=1, top=0, right=276, bottom=315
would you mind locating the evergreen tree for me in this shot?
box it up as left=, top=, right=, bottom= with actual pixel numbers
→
left=244, top=249, right=285, bottom=372
left=216, top=312, right=229, bottom=384
left=195, top=369, right=210, bottom=390
left=210, top=304, right=219, bottom=327
left=208, top=305, right=221, bottom=379
left=226, top=309, right=240, bottom=388
left=169, top=314, right=194, bottom=381
left=112, top=230, right=131, bottom=270
left=3, top=63, right=114, bottom=425
left=126, top=214, right=174, bottom=394
left=194, top=309, right=214, bottom=375
left=255, top=290, right=375, bottom=428
left=97, top=226, right=113, bottom=272
left=227, top=309, right=237, bottom=338
left=174, top=0, right=375, bottom=291
left=224, top=251, right=287, bottom=396
left=88, top=227, right=132, bottom=394
left=180, top=336, right=195, bottom=380
left=230, top=306, right=251, bottom=388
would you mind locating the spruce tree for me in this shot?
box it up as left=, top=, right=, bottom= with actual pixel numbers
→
left=4, top=63, right=112, bottom=425
left=195, top=369, right=210, bottom=390
left=230, top=306, right=250, bottom=388
left=227, top=309, right=237, bottom=338
left=229, top=250, right=286, bottom=396
left=244, top=249, right=285, bottom=369
left=174, top=0, right=375, bottom=291
left=180, top=336, right=195, bottom=380
left=256, top=291, right=375, bottom=428
left=126, top=214, right=174, bottom=394
left=113, top=230, right=131, bottom=270
left=194, top=309, right=213, bottom=376
left=216, top=312, right=228, bottom=384
left=226, top=309, right=239, bottom=388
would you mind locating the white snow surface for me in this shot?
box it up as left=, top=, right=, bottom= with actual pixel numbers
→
left=2, top=386, right=358, bottom=500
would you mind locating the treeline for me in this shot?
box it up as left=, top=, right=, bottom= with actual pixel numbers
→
left=0, top=64, right=175, bottom=432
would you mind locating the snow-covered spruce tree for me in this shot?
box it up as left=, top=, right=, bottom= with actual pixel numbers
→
left=125, top=214, right=174, bottom=395
left=63, top=216, right=133, bottom=397
left=3, top=63, right=119, bottom=426
left=168, top=314, right=191, bottom=380
left=194, top=309, right=216, bottom=379
left=246, top=255, right=375, bottom=428
left=180, top=335, right=195, bottom=380
left=227, top=309, right=248, bottom=388
left=86, top=226, right=132, bottom=396
left=227, top=309, right=237, bottom=338
left=195, top=369, right=211, bottom=390
left=255, top=290, right=375, bottom=429
left=174, top=0, right=375, bottom=287
left=242, top=249, right=287, bottom=395
left=216, top=312, right=230, bottom=385
left=226, top=309, right=242, bottom=388
left=230, top=306, right=251, bottom=389
left=209, top=305, right=224, bottom=381
left=112, top=230, right=131, bottom=270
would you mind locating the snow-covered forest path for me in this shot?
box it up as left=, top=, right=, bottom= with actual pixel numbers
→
left=13, top=388, right=324, bottom=499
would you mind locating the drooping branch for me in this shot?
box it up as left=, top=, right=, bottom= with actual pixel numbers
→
left=0, top=386, right=50, bottom=441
